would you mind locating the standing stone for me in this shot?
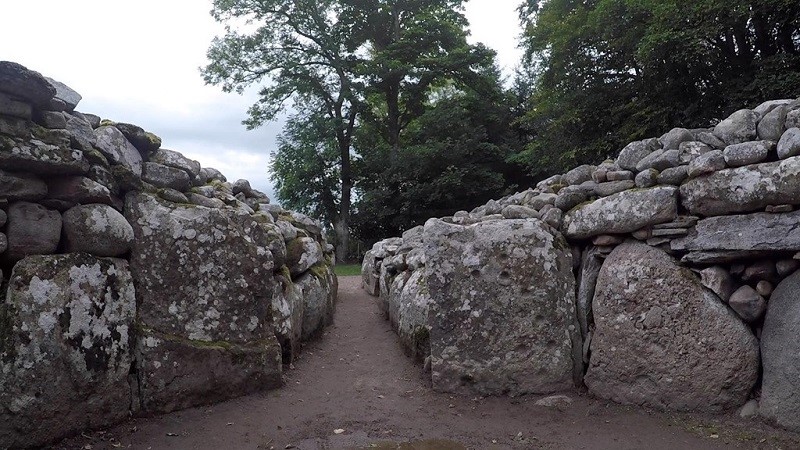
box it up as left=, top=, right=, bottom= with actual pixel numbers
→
left=5, top=201, right=61, bottom=261
left=397, top=269, right=432, bottom=359
left=586, top=242, right=759, bottom=411
left=296, top=264, right=337, bottom=341
left=125, top=192, right=282, bottom=413
left=62, top=204, right=134, bottom=257
left=0, top=254, right=135, bottom=449
left=424, top=218, right=578, bottom=395
left=561, top=186, right=677, bottom=239
left=761, top=271, right=800, bottom=431
left=713, top=109, right=758, bottom=145
left=93, top=126, right=143, bottom=176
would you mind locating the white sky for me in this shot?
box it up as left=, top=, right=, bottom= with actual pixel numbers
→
left=1, top=1, right=523, bottom=201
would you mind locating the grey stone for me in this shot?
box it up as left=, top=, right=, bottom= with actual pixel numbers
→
left=36, top=110, right=66, bottom=129
left=713, top=109, right=758, bottom=145
left=296, top=265, right=337, bottom=341
left=657, top=166, right=688, bottom=185
left=728, top=285, right=767, bottom=323
left=424, top=218, right=578, bottom=395
left=723, top=140, right=773, bottom=167
left=577, top=246, right=604, bottom=340
left=659, top=127, right=694, bottom=150
left=0, top=169, right=47, bottom=201
left=739, top=399, right=759, bottom=419
left=592, top=235, right=624, bottom=246
left=777, top=259, right=800, bottom=277
left=542, top=207, right=563, bottom=229
left=606, top=170, right=634, bottom=181
left=0, top=209, right=5, bottom=227
left=758, top=105, right=789, bottom=141
left=766, top=204, right=793, bottom=213
left=593, top=180, right=634, bottom=197
left=93, top=126, right=142, bottom=176
left=142, top=162, right=191, bottom=192
left=742, top=260, right=777, bottom=282
left=754, top=99, right=793, bottom=118
left=681, top=250, right=773, bottom=265
left=554, top=187, right=589, bottom=212
left=562, top=164, right=595, bottom=186
left=616, top=138, right=660, bottom=171
left=678, top=141, right=713, bottom=163
left=635, top=149, right=666, bottom=172
left=650, top=228, right=687, bottom=237
left=232, top=179, right=253, bottom=196
left=62, top=204, right=134, bottom=257
left=686, top=149, right=725, bottom=178
left=151, top=149, right=201, bottom=178
left=0, top=92, right=32, bottom=119
left=0, top=134, right=89, bottom=175
left=394, top=269, right=431, bottom=359
left=83, top=113, right=101, bottom=128
left=762, top=270, right=800, bottom=431
left=501, top=204, right=540, bottom=219
left=114, top=122, right=161, bottom=155
left=361, top=249, right=381, bottom=296
left=6, top=202, right=61, bottom=261
left=44, top=77, right=82, bottom=111
left=286, top=236, right=324, bottom=277
left=777, top=127, right=800, bottom=159
left=698, top=131, right=726, bottom=149
left=787, top=109, right=800, bottom=129
left=0, top=232, right=6, bottom=253
left=186, top=192, right=225, bottom=208
left=199, top=167, right=226, bottom=183
left=586, top=242, right=759, bottom=411
left=0, top=61, right=55, bottom=108
left=47, top=175, right=113, bottom=206
left=65, top=113, right=97, bottom=151
left=673, top=209, right=800, bottom=253
left=271, top=272, right=304, bottom=361
left=699, top=266, right=736, bottom=302
left=562, top=186, right=677, bottom=239
left=534, top=395, right=573, bottom=409
left=634, top=168, right=659, bottom=188
left=680, top=156, right=800, bottom=216
left=0, top=254, right=134, bottom=449
left=756, top=280, right=774, bottom=297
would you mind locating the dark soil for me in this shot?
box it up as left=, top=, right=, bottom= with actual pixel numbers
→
left=53, top=276, right=800, bottom=450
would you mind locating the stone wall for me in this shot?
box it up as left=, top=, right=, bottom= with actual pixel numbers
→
left=0, top=61, right=337, bottom=448
left=365, top=97, right=800, bottom=429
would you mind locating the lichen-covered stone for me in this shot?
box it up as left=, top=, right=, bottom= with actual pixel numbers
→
left=616, top=138, right=660, bottom=171
left=142, top=161, right=191, bottom=192
left=296, top=264, right=337, bottom=341
left=46, top=175, right=114, bottom=206
left=723, top=140, right=772, bottom=167
left=44, top=77, right=82, bottom=111
left=681, top=156, right=800, bottom=216
left=396, top=269, right=432, bottom=359
left=150, top=148, right=201, bottom=178
left=0, top=254, right=135, bottom=449
left=271, top=272, right=304, bottom=361
left=586, top=242, right=759, bottom=411
left=561, top=186, right=677, bottom=239
left=0, top=169, right=47, bottom=201
left=672, top=209, right=800, bottom=252
left=286, top=236, right=324, bottom=277
left=0, top=134, right=89, bottom=175
left=713, top=109, right=758, bottom=145
left=62, top=204, right=134, bottom=257
left=93, top=126, right=142, bottom=176
left=424, top=218, right=578, bottom=395
left=114, top=122, right=161, bottom=155
left=0, top=61, right=55, bottom=108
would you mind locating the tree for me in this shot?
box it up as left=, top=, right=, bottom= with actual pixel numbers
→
left=516, top=0, right=800, bottom=179
left=202, top=0, right=359, bottom=263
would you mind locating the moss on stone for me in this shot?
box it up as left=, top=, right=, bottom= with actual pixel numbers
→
left=0, top=302, right=18, bottom=363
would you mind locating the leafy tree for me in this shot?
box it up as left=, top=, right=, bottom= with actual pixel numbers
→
left=202, top=0, right=359, bottom=262
left=516, top=0, right=800, bottom=179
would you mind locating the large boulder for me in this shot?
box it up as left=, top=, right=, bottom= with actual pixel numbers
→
left=424, top=218, right=578, bottom=395
left=5, top=201, right=61, bottom=261
left=62, top=204, right=134, bottom=257
left=0, top=254, right=135, bottom=449
left=0, top=134, right=89, bottom=175
left=286, top=236, right=324, bottom=277
left=713, top=109, right=758, bottom=145
left=561, top=186, right=677, bottom=239
left=0, top=61, right=55, bottom=108
left=296, top=265, right=337, bottom=341
left=761, top=270, right=800, bottom=431
left=396, top=269, right=432, bottom=359
left=585, top=242, right=759, bottom=412
left=124, top=192, right=282, bottom=413
left=681, top=156, right=800, bottom=216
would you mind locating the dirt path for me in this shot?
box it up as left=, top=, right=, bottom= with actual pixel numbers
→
left=55, top=276, right=799, bottom=450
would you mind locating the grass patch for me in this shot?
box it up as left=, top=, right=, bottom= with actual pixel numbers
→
left=334, top=264, right=362, bottom=276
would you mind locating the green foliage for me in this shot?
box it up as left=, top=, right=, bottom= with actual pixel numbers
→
left=333, top=264, right=362, bottom=276
left=516, top=0, right=800, bottom=179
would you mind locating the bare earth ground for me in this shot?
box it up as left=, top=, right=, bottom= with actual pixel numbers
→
left=54, top=276, right=800, bottom=450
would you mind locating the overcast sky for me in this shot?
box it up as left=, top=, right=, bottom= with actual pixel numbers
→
left=1, top=1, right=523, bottom=201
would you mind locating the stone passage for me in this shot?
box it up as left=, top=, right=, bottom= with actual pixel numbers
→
left=0, top=61, right=337, bottom=448
left=365, top=97, right=800, bottom=429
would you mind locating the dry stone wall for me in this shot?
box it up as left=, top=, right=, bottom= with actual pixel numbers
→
left=364, top=96, right=800, bottom=429
left=0, top=61, right=337, bottom=448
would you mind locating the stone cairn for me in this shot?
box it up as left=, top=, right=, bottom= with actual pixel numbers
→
left=0, top=61, right=337, bottom=448
left=364, top=97, right=800, bottom=430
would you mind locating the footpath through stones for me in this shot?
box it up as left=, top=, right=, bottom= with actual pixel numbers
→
left=54, top=277, right=799, bottom=450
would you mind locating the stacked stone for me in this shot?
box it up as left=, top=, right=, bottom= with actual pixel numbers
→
left=0, top=61, right=337, bottom=448
left=365, top=96, right=800, bottom=426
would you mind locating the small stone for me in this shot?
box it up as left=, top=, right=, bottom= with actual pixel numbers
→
left=592, top=168, right=607, bottom=183
left=542, top=208, right=562, bottom=229
left=687, top=150, right=726, bottom=178
left=634, top=168, right=659, bottom=188
left=554, top=187, right=589, bottom=212
left=592, top=235, right=624, bottom=246
left=723, top=141, right=773, bottom=167
left=563, top=164, right=595, bottom=186
left=743, top=260, right=777, bottom=282
left=759, top=105, right=789, bottom=141
left=678, top=141, right=713, bottom=163
left=617, top=139, right=660, bottom=171
left=657, top=166, right=688, bottom=185
left=594, top=180, right=634, bottom=197
left=739, top=399, right=759, bottom=418
left=766, top=204, right=793, bottom=213
left=728, top=285, right=767, bottom=322
left=777, top=259, right=800, bottom=277
left=650, top=228, right=687, bottom=238
left=646, top=237, right=671, bottom=246
left=786, top=109, right=800, bottom=129
left=652, top=216, right=699, bottom=229
left=6, top=201, right=62, bottom=261
left=606, top=170, right=634, bottom=181
left=36, top=111, right=67, bottom=129
left=659, top=128, right=694, bottom=150
left=698, top=131, right=726, bottom=149
left=757, top=280, right=774, bottom=297
left=632, top=228, right=651, bottom=240
left=777, top=128, right=800, bottom=160
left=534, top=395, right=572, bottom=408
left=159, top=188, right=189, bottom=204
left=636, top=149, right=680, bottom=172
left=501, top=205, right=540, bottom=219
left=699, top=266, right=737, bottom=303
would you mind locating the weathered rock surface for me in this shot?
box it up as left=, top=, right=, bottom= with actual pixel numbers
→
left=586, top=242, right=759, bottom=411
left=0, top=134, right=89, bottom=174
left=0, top=254, right=135, bottom=449
left=0, top=61, right=55, bottom=108
left=296, top=265, right=337, bottom=341
left=778, top=127, right=800, bottom=159
left=713, top=109, right=758, bottom=145
left=424, top=218, right=578, bottom=395
left=46, top=175, right=113, bottom=206
left=62, top=204, right=134, bottom=257
left=287, top=237, right=324, bottom=277
left=142, top=161, right=191, bottom=192
left=93, top=126, right=142, bottom=176
left=762, top=271, right=800, bottom=431
left=728, top=285, right=766, bottom=322
left=44, top=77, right=82, bottom=111
left=0, top=169, right=47, bottom=201
left=562, top=186, right=677, bottom=239
left=681, top=156, right=800, bottom=216
left=150, top=148, right=201, bottom=178
left=672, top=209, right=800, bottom=252
left=5, top=201, right=62, bottom=261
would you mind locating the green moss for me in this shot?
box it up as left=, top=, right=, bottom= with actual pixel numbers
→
left=99, top=119, right=117, bottom=127
left=30, top=123, right=70, bottom=147
left=285, top=239, right=304, bottom=265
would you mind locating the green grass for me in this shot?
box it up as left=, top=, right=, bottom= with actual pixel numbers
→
left=334, top=264, right=362, bottom=276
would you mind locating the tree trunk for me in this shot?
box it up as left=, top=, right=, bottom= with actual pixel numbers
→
left=335, top=122, right=353, bottom=264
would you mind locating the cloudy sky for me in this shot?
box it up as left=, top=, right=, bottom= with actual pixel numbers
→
left=1, top=1, right=523, bottom=201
